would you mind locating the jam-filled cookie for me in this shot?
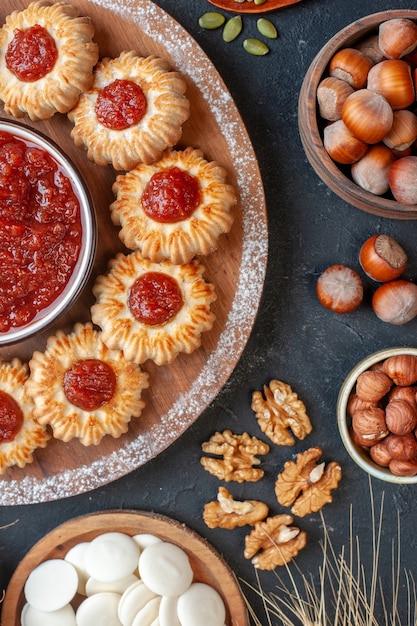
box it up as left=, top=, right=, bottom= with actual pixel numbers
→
left=26, top=322, right=149, bottom=446
left=110, top=147, right=237, bottom=264
left=68, top=51, right=190, bottom=170
left=91, top=253, right=217, bottom=365
left=0, top=0, right=99, bottom=121
left=0, top=357, right=50, bottom=474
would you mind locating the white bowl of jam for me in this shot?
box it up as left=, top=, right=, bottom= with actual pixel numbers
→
left=0, top=119, right=97, bottom=345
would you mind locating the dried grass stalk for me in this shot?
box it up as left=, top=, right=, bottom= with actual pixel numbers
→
left=242, top=480, right=416, bottom=626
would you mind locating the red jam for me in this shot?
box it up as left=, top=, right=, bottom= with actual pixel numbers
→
left=6, top=25, right=58, bottom=82
left=0, top=390, right=24, bottom=443
left=0, top=130, right=82, bottom=332
left=128, top=272, right=183, bottom=326
left=141, top=167, right=201, bottom=223
left=63, top=359, right=117, bottom=411
left=95, top=79, right=147, bottom=130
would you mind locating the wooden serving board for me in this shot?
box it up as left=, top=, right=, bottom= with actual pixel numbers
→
left=0, top=0, right=268, bottom=504
left=1, top=510, right=249, bottom=626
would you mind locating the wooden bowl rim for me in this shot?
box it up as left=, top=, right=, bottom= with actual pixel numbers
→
left=298, top=10, right=417, bottom=220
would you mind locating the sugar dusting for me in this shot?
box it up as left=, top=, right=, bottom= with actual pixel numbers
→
left=1, top=0, right=268, bottom=505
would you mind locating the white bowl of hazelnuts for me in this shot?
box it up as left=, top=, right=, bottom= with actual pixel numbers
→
left=337, top=347, right=417, bottom=483
left=299, top=10, right=417, bottom=220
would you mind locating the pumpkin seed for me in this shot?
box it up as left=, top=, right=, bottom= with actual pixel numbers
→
left=243, top=38, right=269, bottom=56
left=254, top=0, right=267, bottom=4
left=234, top=0, right=246, bottom=3
left=198, top=12, right=226, bottom=30
left=257, top=18, right=277, bottom=39
left=223, top=16, right=243, bottom=43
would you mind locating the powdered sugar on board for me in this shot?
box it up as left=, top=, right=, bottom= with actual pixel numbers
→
left=0, top=0, right=268, bottom=505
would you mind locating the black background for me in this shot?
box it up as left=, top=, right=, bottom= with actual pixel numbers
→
left=3, top=1, right=417, bottom=624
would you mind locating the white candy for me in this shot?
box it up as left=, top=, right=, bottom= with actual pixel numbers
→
left=132, top=533, right=162, bottom=552
left=84, top=532, right=140, bottom=582
left=86, top=573, right=139, bottom=596
left=76, top=592, right=122, bottom=626
left=24, top=559, right=78, bottom=612
left=21, top=531, right=226, bottom=626
left=64, top=542, right=90, bottom=595
left=21, top=602, right=76, bottom=626
left=177, top=582, right=226, bottom=626
left=159, top=596, right=180, bottom=626
left=131, top=596, right=161, bottom=626
left=138, top=542, right=193, bottom=597
left=118, top=580, right=157, bottom=626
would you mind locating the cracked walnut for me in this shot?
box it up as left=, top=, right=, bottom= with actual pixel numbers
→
left=244, top=514, right=307, bottom=570
left=200, top=429, right=270, bottom=482
left=251, top=380, right=312, bottom=446
left=275, top=447, right=342, bottom=517
left=203, top=486, right=269, bottom=529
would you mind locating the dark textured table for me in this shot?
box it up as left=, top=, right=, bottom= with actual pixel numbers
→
left=2, top=0, right=417, bottom=624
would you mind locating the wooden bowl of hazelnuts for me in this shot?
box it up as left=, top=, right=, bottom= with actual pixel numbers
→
left=298, top=10, right=417, bottom=220
left=337, top=347, right=417, bottom=483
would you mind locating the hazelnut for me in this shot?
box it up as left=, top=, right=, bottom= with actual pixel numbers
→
left=355, top=369, right=392, bottom=402
left=372, top=280, right=417, bottom=324
left=389, top=458, right=417, bottom=477
left=355, top=34, right=385, bottom=64
left=317, top=76, right=355, bottom=121
left=347, top=392, right=378, bottom=418
left=382, top=354, right=417, bottom=386
left=351, top=144, right=396, bottom=196
left=378, top=18, right=417, bottom=60
left=351, top=406, right=389, bottom=443
left=383, top=109, right=417, bottom=152
left=384, top=432, right=417, bottom=460
left=385, top=398, right=417, bottom=435
left=329, top=47, right=374, bottom=89
left=367, top=59, right=415, bottom=110
left=388, top=385, right=417, bottom=409
left=369, top=439, right=392, bottom=467
left=359, top=233, right=408, bottom=282
left=351, top=427, right=377, bottom=448
left=341, top=89, right=393, bottom=144
left=323, top=120, right=368, bottom=164
left=389, top=156, right=417, bottom=205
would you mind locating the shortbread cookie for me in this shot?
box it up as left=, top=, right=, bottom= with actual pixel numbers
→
left=91, top=253, right=217, bottom=365
left=110, top=147, right=237, bottom=263
left=68, top=51, right=190, bottom=170
left=0, top=0, right=98, bottom=120
left=0, top=357, right=49, bottom=474
left=26, top=322, right=149, bottom=446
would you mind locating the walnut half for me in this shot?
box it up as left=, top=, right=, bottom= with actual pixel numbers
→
left=200, top=429, right=270, bottom=483
left=275, top=446, right=342, bottom=517
left=203, top=487, right=269, bottom=529
left=244, top=514, right=307, bottom=570
left=251, top=380, right=313, bottom=446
